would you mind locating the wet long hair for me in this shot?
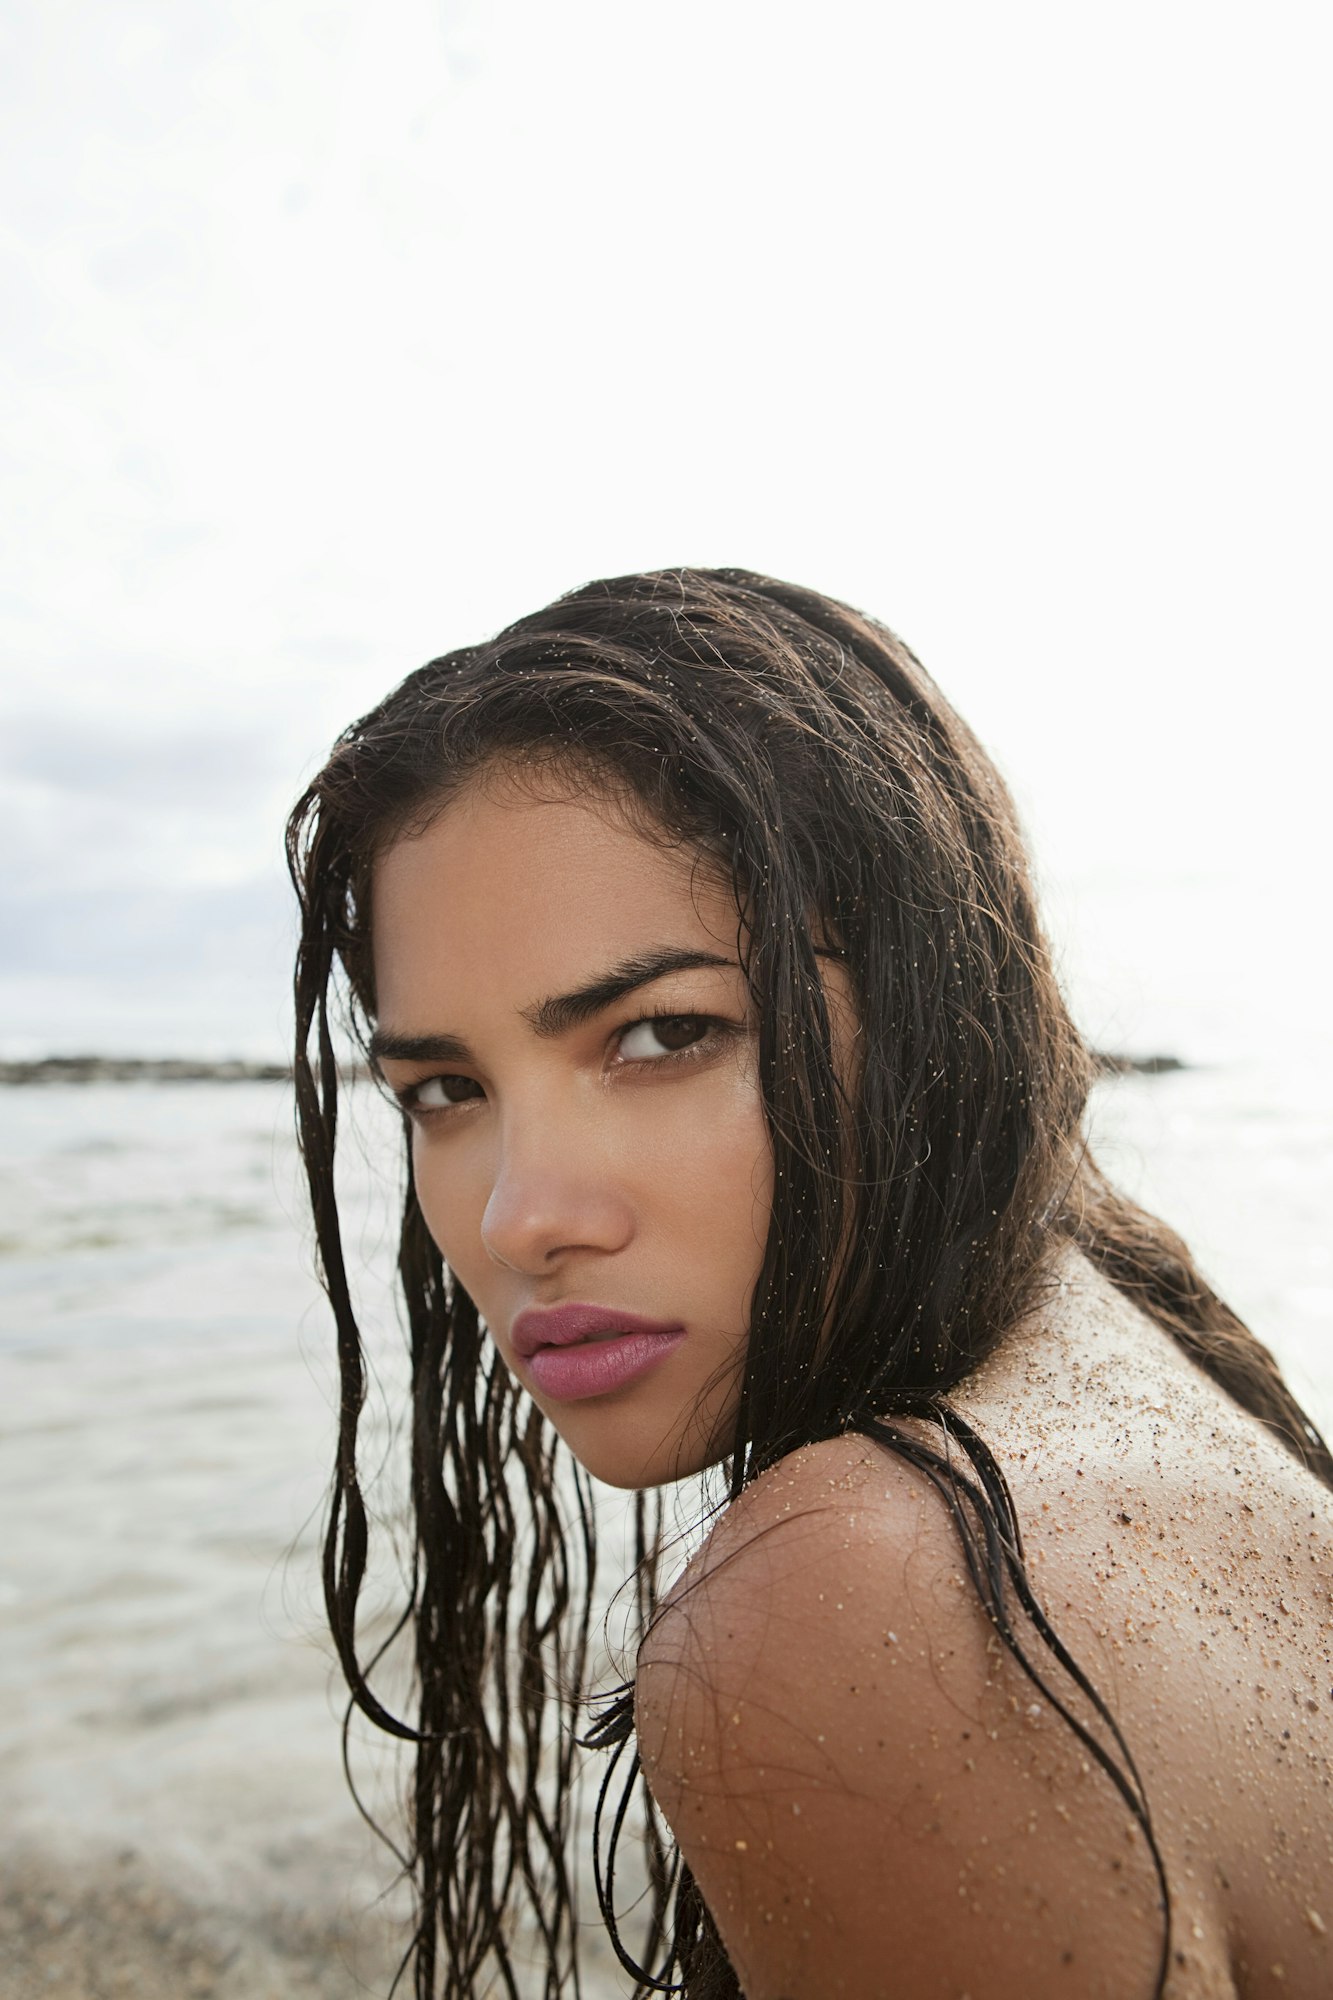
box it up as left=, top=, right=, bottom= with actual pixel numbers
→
left=287, top=568, right=1333, bottom=1999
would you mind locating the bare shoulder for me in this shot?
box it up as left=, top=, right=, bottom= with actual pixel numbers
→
left=636, top=1432, right=1164, bottom=2000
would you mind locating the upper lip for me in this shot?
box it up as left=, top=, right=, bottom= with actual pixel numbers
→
left=510, top=1303, right=684, bottom=1358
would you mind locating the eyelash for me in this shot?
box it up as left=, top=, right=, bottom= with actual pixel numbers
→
left=395, top=1012, right=738, bottom=1120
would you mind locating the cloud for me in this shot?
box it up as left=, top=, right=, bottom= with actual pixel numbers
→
left=0, top=713, right=301, bottom=901
left=0, top=869, right=297, bottom=1058
left=0, top=869, right=291, bottom=974
left=1, top=714, right=288, bottom=815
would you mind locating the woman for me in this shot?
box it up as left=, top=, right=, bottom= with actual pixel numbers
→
left=288, top=568, right=1333, bottom=2000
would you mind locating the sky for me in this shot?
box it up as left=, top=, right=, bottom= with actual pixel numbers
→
left=2, top=0, right=1330, bottom=1061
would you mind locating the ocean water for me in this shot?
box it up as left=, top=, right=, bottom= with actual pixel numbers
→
left=0, top=1060, right=1328, bottom=1993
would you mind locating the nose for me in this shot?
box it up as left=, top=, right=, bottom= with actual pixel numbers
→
left=480, top=1113, right=635, bottom=1276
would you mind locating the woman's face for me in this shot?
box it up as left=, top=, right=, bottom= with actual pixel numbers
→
left=370, top=770, right=773, bottom=1489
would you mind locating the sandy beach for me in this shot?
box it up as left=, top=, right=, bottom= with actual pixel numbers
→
left=2, top=1068, right=1328, bottom=1999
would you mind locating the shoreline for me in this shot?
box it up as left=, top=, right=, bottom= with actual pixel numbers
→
left=0, top=1049, right=1188, bottom=1086
left=0, top=1056, right=293, bottom=1085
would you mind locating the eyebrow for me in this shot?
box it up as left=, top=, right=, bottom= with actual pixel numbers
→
left=368, top=946, right=736, bottom=1068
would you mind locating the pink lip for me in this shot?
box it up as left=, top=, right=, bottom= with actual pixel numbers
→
left=511, top=1303, right=683, bottom=1357
left=510, top=1303, right=686, bottom=1404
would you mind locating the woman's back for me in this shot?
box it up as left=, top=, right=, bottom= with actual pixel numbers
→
left=962, top=1256, right=1333, bottom=1993
left=638, top=1256, right=1333, bottom=1998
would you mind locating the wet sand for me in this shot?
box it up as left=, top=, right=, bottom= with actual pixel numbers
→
left=0, top=1847, right=399, bottom=2000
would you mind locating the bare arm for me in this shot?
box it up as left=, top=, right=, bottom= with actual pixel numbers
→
left=635, top=1436, right=1162, bottom=2000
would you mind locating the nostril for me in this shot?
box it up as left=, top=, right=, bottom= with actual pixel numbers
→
left=480, top=1170, right=635, bottom=1276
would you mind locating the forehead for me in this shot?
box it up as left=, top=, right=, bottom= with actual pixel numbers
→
left=370, top=774, right=737, bottom=1019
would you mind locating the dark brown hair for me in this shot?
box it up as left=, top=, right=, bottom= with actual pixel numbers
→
left=287, top=567, right=1332, bottom=1998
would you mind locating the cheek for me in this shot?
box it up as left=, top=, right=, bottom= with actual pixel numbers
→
left=653, top=1077, right=773, bottom=1265
left=410, top=1129, right=484, bottom=1266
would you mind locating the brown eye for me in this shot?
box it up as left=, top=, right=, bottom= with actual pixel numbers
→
left=412, top=1074, right=484, bottom=1110
left=618, top=1016, right=712, bottom=1062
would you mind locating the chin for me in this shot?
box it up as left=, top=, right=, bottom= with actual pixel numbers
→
left=569, top=1450, right=715, bottom=1492
left=547, top=1402, right=736, bottom=1492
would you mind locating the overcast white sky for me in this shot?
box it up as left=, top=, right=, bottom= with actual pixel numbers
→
left=2, top=0, right=1329, bottom=1059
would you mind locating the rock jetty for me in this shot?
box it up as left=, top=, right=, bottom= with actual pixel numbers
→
left=0, top=1055, right=292, bottom=1085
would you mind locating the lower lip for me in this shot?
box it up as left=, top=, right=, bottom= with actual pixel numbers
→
left=526, top=1329, right=685, bottom=1402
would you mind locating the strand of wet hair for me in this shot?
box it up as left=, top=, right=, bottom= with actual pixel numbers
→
left=292, top=870, right=423, bottom=1745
